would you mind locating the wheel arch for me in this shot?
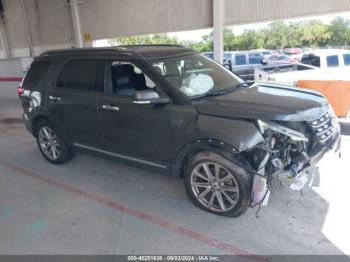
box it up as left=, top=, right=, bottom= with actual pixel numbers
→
left=30, top=113, right=71, bottom=145
left=31, top=114, right=56, bottom=134
left=170, top=138, right=253, bottom=178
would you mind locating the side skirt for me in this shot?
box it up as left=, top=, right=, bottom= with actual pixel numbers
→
left=73, top=143, right=170, bottom=175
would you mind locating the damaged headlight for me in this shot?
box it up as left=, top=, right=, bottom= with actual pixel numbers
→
left=257, top=119, right=308, bottom=142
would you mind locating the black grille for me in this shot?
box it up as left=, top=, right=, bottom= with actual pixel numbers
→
left=308, top=111, right=337, bottom=143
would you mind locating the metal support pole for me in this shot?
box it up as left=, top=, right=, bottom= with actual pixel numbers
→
left=69, top=0, right=84, bottom=48
left=0, top=17, right=10, bottom=58
left=19, top=0, right=33, bottom=56
left=213, top=0, right=224, bottom=64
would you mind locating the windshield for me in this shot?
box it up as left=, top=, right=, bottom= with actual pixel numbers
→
left=148, top=54, right=244, bottom=99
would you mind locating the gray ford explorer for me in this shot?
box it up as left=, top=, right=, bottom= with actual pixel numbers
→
left=18, top=45, right=341, bottom=217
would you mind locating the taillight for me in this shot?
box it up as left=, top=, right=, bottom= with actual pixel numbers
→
left=17, top=86, right=24, bottom=97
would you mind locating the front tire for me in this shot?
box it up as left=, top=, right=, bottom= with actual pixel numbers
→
left=35, top=120, right=73, bottom=164
left=184, top=151, right=252, bottom=217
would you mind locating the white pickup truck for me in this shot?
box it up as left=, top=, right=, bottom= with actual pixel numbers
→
left=255, top=49, right=350, bottom=86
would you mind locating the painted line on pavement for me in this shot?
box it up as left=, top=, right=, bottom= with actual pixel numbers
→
left=0, top=159, right=268, bottom=262
left=0, top=77, right=22, bottom=82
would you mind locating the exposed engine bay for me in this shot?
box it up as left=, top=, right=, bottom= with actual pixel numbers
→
left=246, top=110, right=340, bottom=208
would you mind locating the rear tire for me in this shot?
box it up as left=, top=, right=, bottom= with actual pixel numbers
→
left=35, top=120, right=73, bottom=164
left=184, top=151, right=252, bottom=217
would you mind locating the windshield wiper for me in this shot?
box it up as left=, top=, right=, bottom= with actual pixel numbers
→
left=190, top=82, right=249, bottom=100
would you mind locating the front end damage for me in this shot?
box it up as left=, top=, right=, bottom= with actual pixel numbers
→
left=245, top=109, right=341, bottom=208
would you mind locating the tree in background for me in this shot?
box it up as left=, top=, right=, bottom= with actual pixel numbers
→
left=108, top=34, right=179, bottom=46
left=328, top=17, right=350, bottom=46
left=264, top=21, right=290, bottom=50
left=107, top=17, right=350, bottom=52
left=300, top=20, right=330, bottom=47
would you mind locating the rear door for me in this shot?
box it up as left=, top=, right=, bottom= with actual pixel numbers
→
left=248, top=53, right=263, bottom=80
left=46, top=58, right=105, bottom=147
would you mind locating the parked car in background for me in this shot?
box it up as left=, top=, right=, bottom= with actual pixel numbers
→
left=256, top=49, right=350, bottom=86
left=284, top=48, right=304, bottom=61
left=301, top=49, right=350, bottom=69
left=267, top=54, right=298, bottom=64
left=203, top=51, right=266, bottom=80
left=253, top=49, right=274, bottom=59
left=202, top=52, right=213, bottom=60
left=255, top=48, right=350, bottom=120
left=255, top=63, right=317, bottom=86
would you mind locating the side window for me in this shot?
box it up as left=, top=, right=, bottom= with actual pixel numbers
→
left=110, top=62, right=156, bottom=97
left=23, top=61, right=52, bottom=87
left=301, top=55, right=320, bottom=67
left=248, top=55, right=261, bottom=64
left=57, top=59, right=103, bottom=92
left=326, top=55, right=339, bottom=67
left=343, top=54, right=350, bottom=66
left=235, top=54, right=246, bottom=65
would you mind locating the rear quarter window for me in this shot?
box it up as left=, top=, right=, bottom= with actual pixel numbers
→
left=56, top=59, right=103, bottom=92
left=22, top=61, right=52, bottom=88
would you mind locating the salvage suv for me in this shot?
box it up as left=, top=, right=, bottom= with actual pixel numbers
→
left=18, top=45, right=341, bottom=217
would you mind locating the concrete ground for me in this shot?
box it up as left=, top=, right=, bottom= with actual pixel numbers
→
left=0, top=82, right=349, bottom=257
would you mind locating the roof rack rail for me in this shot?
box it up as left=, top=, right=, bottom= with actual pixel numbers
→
left=39, top=47, right=130, bottom=56
left=118, top=44, right=185, bottom=48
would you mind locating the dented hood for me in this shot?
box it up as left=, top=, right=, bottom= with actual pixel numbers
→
left=194, top=83, right=329, bottom=121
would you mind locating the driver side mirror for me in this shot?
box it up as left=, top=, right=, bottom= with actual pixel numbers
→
left=133, top=90, right=170, bottom=105
left=223, top=60, right=232, bottom=71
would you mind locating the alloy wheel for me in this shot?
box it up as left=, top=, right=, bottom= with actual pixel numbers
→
left=38, top=126, right=61, bottom=160
left=190, top=162, right=239, bottom=212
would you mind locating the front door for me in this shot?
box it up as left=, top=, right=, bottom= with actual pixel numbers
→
left=97, top=61, right=196, bottom=168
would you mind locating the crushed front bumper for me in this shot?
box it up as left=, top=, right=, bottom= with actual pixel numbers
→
left=291, top=128, right=341, bottom=190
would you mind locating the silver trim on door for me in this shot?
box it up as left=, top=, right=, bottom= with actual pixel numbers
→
left=73, top=143, right=167, bottom=169
left=101, top=104, right=120, bottom=111
left=49, top=96, right=61, bottom=101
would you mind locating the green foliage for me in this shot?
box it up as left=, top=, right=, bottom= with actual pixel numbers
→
left=107, top=17, right=350, bottom=51
left=328, top=17, right=350, bottom=46
left=108, top=34, right=179, bottom=46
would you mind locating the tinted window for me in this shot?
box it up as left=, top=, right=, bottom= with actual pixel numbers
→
left=235, top=54, right=246, bottom=65
left=301, top=54, right=320, bottom=67
left=57, top=59, right=102, bottom=92
left=326, top=55, right=339, bottom=67
left=23, top=61, right=51, bottom=87
left=248, top=55, right=261, bottom=64
left=343, top=54, right=350, bottom=65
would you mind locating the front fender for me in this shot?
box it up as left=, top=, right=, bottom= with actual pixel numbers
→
left=170, top=138, right=237, bottom=177
left=170, top=116, right=264, bottom=177
left=196, top=115, right=264, bottom=151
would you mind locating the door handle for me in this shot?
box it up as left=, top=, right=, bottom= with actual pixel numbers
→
left=49, top=95, right=61, bottom=102
left=102, top=104, right=120, bottom=111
